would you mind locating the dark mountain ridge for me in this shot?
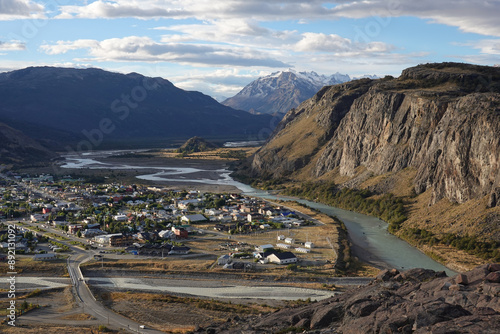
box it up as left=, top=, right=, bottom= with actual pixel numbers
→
left=0, top=66, right=273, bottom=150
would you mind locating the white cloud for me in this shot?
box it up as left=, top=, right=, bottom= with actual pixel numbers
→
left=0, top=40, right=26, bottom=50
left=39, top=36, right=290, bottom=68
left=294, top=32, right=393, bottom=55
left=331, top=0, right=500, bottom=37
left=0, top=0, right=44, bottom=20
left=53, top=1, right=500, bottom=38
left=464, top=39, right=500, bottom=55
left=56, top=0, right=334, bottom=20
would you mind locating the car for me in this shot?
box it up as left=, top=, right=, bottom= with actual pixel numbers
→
left=139, top=325, right=145, bottom=329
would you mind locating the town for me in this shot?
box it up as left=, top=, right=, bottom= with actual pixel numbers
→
left=0, top=171, right=338, bottom=271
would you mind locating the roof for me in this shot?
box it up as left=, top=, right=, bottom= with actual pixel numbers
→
left=182, top=214, right=207, bottom=222
left=272, top=252, right=297, bottom=260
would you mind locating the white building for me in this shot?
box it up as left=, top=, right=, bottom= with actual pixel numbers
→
left=267, top=252, right=298, bottom=265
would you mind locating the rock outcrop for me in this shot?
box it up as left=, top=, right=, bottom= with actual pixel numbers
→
left=248, top=63, right=500, bottom=206
left=202, top=264, right=500, bottom=333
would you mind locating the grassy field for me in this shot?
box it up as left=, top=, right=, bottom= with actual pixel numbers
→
left=0, top=257, right=68, bottom=277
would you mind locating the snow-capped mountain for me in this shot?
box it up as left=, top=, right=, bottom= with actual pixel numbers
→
left=222, top=70, right=351, bottom=116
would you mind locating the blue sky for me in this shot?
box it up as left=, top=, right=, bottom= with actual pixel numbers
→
left=1, top=1, right=499, bottom=100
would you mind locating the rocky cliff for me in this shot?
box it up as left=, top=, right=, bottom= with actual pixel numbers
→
left=249, top=63, right=500, bottom=207
left=203, top=264, right=500, bottom=333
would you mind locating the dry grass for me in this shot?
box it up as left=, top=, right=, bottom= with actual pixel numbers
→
left=58, top=313, right=96, bottom=321
left=158, top=147, right=259, bottom=160
left=100, top=290, right=275, bottom=333
left=0, top=257, right=68, bottom=277
left=0, top=325, right=104, bottom=334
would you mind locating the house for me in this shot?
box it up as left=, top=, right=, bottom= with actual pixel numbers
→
left=267, top=252, right=298, bottom=265
left=218, top=254, right=232, bottom=265
left=181, top=214, right=207, bottom=223
left=83, top=229, right=106, bottom=238
left=68, top=224, right=83, bottom=234
left=172, top=227, right=188, bottom=239
left=177, top=199, right=201, bottom=210
left=158, top=230, right=173, bottom=239
left=285, top=237, right=294, bottom=244
left=33, top=253, right=57, bottom=261
left=110, top=234, right=134, bottom=247
left=113, top=214, right=128, bottom=221
left=256, top=244, right=274, bottom=252
left=247, top=213, right=263, bottom=222
left=168, top=246, right=191, bottom=255
left=304, top=242, right=315, bottom=249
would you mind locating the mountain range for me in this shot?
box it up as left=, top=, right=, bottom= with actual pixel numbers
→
left=0, top=66, right=273, bottom=152
left=238, top=62, right=500, bottom=254
left=222, top=70, right=352, bottom=116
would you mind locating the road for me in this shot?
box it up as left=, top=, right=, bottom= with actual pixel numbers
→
left=67, top=249, right=164, bottom=334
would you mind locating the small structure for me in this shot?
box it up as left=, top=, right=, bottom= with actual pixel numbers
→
left=304, top=241, right=315, bottom=249
left=256, top=244, right=274, bottom=253
left=181, top=214, right=207, bottom=223
left=33, top=253, right=57, bottom=261
left=284, top=237, right=294, bottom=244
left=267, top=252, right=298, bottom=265
left=218, top=254, right=231, bottom=265
left=295, top=247, right=310, bottom=253
left=168, top=246, right=191, bottom=255
left=276, top=243, right=292, bottom=249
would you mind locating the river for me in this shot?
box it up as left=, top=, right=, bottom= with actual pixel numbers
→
left=61, top=150, right=456, bottom=276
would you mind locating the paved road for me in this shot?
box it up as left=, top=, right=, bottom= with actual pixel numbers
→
left=65, top=249, right=163, bottom=333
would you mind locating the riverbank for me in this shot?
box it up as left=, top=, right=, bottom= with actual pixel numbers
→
left=48, top=149, right=458, bottom=274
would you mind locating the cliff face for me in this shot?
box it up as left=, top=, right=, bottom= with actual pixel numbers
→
left=250, top=63, right=500, bottom=206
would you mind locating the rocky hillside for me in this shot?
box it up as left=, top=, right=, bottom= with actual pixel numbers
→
left=177, top=136, right=218, bottom=153
left=203, top=263, right=500, bottom=333
left=248, top=63, right=500, bottom=208
left=222, top=70, right=350, bottom=116
left=0, top=66, right=272, bottom=149
left=0, top=122, right=57, bottom=164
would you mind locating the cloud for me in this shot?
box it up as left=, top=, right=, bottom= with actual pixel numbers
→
left=331, top=0, right=500, bottom=37
left=294, top=32, right=393, bottom=54
left=56, top=0, right=335, bottom=20
left=55, top=1, right=500, bottom=38
left=463, top=39, right=500, bottom=55
left=40, top=36, right=290, bottom=68
left=0, top=40, right=26, bottom=50
left=0, top=0, right=44, bottom=20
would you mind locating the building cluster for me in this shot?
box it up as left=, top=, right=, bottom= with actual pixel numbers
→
left=1, top=173, right=315, bottom=265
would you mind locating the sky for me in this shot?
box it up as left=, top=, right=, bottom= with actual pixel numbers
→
left=1, top=0, right=499, bottom=100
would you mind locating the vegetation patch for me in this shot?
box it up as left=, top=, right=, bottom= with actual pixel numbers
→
left=284, top=182, right=407, bottom=232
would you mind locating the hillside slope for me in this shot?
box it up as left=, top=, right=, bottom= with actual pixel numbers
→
left=0, top=122, right=57, bottom=164
left=0, top=67, right=272, bottom=148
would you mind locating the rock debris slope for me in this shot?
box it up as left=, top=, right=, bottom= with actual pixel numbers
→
left=202, top=263, right=500, bottom=333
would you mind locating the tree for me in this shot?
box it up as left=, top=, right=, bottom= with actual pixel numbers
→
left=77, top=230, right=82, bottom=238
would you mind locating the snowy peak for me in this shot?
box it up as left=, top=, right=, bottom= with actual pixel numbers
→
left=222, top=70, right=351, bottom=116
